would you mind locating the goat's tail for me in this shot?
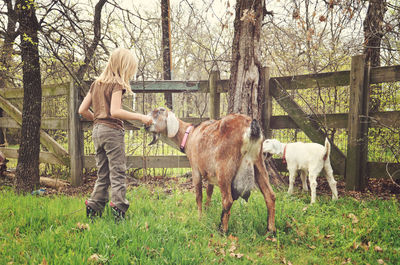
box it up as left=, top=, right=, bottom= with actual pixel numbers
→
left=250, top=119, right=261, bottom=140
left=323, top=138, right=331, bottom=161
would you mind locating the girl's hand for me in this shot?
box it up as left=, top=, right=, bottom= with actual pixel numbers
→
left=143, top=116, right=153, bottom=126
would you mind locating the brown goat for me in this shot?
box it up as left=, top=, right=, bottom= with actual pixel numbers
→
left=146, top=107, right=276, bottom=233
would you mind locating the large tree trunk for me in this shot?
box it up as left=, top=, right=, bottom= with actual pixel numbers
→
left=229, top=0, right=284, bottom=186
left=161, top=0, right=173, bottom=110
left=228, top=0, right=264, bottom=120
left=363, top=0, right=387, bottom=112
left=15, top=0, right=42, bottom=193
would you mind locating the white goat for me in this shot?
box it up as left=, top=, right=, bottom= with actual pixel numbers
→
left=263, top=138, right=338, bottom=203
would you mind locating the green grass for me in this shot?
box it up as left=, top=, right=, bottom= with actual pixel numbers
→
left=0, top=185, right=399, bottom=264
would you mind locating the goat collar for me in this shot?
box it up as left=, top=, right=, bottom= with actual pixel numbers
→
left=282, top=144, right=288, bottom=164
left=180, top=125, right=193, bottom=153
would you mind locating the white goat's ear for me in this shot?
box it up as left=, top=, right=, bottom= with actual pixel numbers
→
left=166, top=111, right=179, bottom=138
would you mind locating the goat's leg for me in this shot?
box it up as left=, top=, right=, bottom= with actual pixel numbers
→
left=324, top=163, right=338, bottom=200
left=300, top=170, right=308, bottom=192
left=205, top=183, right=214, bottom=209
left=218, top=177, right=233, bottom=234
left=192, top=169, right=203, bottom=218
left=287, top=167, right=297, bottom=195
left=254, top=157, right=276, bottom=233
left=309, top=173, right=318, bottom=204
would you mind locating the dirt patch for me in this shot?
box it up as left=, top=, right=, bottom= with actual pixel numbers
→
left=1, top=170, right=399, bottom=201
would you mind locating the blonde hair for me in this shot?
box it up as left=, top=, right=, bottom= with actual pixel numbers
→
left=95, top=47, right=138, bottom=93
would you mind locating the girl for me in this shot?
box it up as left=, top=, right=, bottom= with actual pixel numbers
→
left=79, top=47, right=152, bottom=220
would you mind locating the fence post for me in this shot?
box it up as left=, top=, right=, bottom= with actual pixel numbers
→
left=209, top=71, right=220, bottom=120
left=261, top=66, right=272, bottom=138
left=68, top=80, right=83, bottom=187
left=346, top=55, right=370, bottom=191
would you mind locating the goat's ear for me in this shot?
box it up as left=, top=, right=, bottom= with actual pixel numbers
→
left=166, top=111, right=179, bottom=138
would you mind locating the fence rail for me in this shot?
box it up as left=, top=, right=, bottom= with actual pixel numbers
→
left=0, top=55, right=399, bottom=188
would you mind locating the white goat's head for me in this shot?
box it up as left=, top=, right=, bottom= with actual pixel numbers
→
left=262, top=139, right=282, bottom=158
left=146, top=107, right=179, bottom=145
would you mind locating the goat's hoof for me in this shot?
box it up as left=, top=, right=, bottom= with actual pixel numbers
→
left=218, top=224, right=228, bottom=235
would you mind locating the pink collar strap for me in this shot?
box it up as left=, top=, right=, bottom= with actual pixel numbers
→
left=180, top=126, right=193, bottom=153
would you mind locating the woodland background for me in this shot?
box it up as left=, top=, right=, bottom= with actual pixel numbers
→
left=0, top=0, right=399, bottom=191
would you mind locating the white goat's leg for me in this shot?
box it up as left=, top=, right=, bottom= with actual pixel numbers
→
left=300, top=170, right=308, bottom=192
left=324, top=162, right=338, bottom=200
left=287, top=169, right=297, bottom=195
left=192, top=169, right=203, bottom=218
left=309, top=174, right=318, bottom=204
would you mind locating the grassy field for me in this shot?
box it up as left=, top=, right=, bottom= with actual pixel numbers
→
left=0, top=184, right=399, bottom=265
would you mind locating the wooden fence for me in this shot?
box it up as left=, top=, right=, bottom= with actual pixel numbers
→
left=0, top=55, right=399, bottom=189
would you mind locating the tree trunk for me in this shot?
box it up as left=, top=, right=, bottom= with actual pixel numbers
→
left=0, top=1, right=19, bottom=146
left=228, top=0, right=264, bottom=120
left=15, top=0, right=42, bottom=193
left=229, top=0, right=284, bottom=186
left=76, top=0, right=107, bottom=83
left=161, top=0, right=173, bottom=110
left=363, top=0, right=387, bottom=112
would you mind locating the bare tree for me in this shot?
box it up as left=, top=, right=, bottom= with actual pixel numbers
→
left=0, top=0, right=19, bottom=145
left=15, top=0, right=42, bottom=192
left=228, top=0, right=266, bottom=120
left=161, top=0, right=173, bottom=109
left=364, top=0, right=387, bottom=112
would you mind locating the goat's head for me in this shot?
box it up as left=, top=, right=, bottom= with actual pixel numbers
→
left=145, top=107, right=179, bottom=145
left=262, top=139, right=282, bottom=158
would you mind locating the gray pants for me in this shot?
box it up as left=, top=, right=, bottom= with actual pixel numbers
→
left=86, top=123, right=129, bottom=213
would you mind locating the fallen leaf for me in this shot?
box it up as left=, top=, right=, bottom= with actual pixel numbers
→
left=374, top=246, right=383, bottom=252
left=228, top=234, right=238, bottom=241
left=228, top=245, right=236, bottom=253
left=361, top=242, right=370, bottom=251
left=377, top=259, right=385, bottom=264
left=325, top=234, right=334, bottom=239
left=76, top=222, right=90, bottom=231
left=348, top=213, right=359, bottom=224
left=297, top=230, right=305, bottom=237
left=39, top=258, right=48, bottom=265
left=145, top=222, right=149, bottom=231
left=88, top=254, right=100, bottom=262
left=236, top=253, right=244, bottom=258
left=342, top=257, right=351, bottom=264
left=352, top=242, right=359, bottom=250
left=266, top=236, right=277, bottom=242
left=307, top=244, right=316, bottom=250
left=219, top=248, right=226, bottom=256
left=302, top=206, right=308, bottom=211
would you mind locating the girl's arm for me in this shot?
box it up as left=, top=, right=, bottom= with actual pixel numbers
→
left=110, top=90, right=152, bottom=125
left=78, top=92, right=94, bottom=121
